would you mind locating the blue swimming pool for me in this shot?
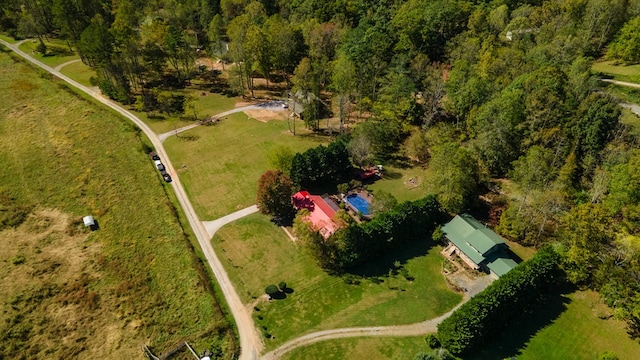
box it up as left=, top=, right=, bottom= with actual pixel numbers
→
left=346, top=193, right=371, bottom=216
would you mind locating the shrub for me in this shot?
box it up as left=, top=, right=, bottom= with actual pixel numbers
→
left=278, top=282, right=287, bottom=291
left=425, top=334, right=440, bottom=349
left=265, top=285, right=279, bottom=297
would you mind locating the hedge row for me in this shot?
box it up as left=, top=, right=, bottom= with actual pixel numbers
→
left=324, top=195, right=446, bottom=270
left=437, top=246, right=562, bottom=355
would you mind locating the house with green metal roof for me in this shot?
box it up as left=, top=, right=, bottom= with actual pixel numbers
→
left=441, top=214, right=518, bottom=278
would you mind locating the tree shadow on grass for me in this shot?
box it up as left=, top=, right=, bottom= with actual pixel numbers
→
left=345, top=239, right=433, bottom=278
left=466, top=282, right=576, bottom=360
left=270, top=291, right=286, bottom=300
left=381, top=170, right=403, bottom=180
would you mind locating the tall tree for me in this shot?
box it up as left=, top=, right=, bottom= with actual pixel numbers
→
left=256, top=170, right=297, bottom=222
left=428, top=142, right=479, bottom=213
left=331, top=52, right=355, bottom=132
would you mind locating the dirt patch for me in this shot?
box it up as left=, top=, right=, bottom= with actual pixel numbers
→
left=0, top=208, right=131, bottom=359
left=195, top=57, right=225, bottom=72
left=404, top=176, right=422, bottom=189
left=244, top=109, right=288, bottom=122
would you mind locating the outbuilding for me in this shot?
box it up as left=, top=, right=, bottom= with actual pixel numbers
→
left=83, top=215, right=98, bottom=231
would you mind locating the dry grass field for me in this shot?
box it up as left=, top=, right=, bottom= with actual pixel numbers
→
left=0, top=48, right=235, bottom=359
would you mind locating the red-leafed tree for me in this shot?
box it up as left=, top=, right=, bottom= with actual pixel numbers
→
left=257, top=170, right=297, bottom=223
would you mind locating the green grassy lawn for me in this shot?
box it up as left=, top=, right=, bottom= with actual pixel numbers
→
left=18, top=38, right=80, bottom=67
left=164, top=112, right=322, bottom=219
left=368, top=165, right=431, bottom=203
left=280, top=336, right=428, bottom=360
left=0, top=34, right=16, bottom=43
left=593, top=60, right=640, bottom=83
left=470, top=290, right=640, bottom=360
left=212, top=213, right=462, bottom=350
left=59, top=60, right=96, bottom=87
left=129, top=90, right=241, bottom=134
left=0, top=52, right=235, bottom=358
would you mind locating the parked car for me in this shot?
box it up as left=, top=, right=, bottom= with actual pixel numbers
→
left=154, top=160, right=165, bottom=171
left=149, top=151, right=160, bottom=160
left=162, top=173, right=172, bottom=183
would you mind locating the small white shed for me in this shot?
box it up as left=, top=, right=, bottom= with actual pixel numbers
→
left=83, top=215, right=95, bottom=228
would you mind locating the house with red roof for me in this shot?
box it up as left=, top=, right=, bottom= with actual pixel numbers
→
left=292, top=191, right=342, bottom=238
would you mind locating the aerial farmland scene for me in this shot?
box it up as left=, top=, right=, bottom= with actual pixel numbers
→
left=1, top=0, right=640, bottom=359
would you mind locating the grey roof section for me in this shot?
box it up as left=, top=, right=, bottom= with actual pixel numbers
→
left=322, top=196, right=341, bottom=213
left=442, top=214, right=506, bottom=265
left=488, top=257, right=519, bottom=277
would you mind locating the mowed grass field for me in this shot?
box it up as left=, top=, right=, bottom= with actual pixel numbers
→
left=18, top=38, right=80, bottom=67
left=469, top=290, right=640, bottom=360
left=0, top=50, right=235, bottom=358
left=129, top=90, right=241, bottom=134
left=59, top=60, right=96, bottom=87
left=165, top=112, right=322, bottom=219
left=280, top=336, right=429, bottom=360
left=593, top=60, right=640, bottom=83
left=368, top=165, right=430, bottom=203
left=212, top=213, right=461, bottom=350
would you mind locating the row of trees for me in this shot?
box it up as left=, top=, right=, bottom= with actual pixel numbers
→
left=436, top=246, right=562, bottom=355
left=295, top=195, right=446, bottom=272
left=290, top=140, right=351, bottom=188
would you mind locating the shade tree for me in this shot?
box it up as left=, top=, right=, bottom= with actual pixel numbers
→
left=256, top=170, right=297, bottom=223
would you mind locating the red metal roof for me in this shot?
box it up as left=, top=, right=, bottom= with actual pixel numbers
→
left=292, top=191, right=341, bottom=238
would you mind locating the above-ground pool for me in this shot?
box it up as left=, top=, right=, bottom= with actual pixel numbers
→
left=346, top=193, right=371, bottom=216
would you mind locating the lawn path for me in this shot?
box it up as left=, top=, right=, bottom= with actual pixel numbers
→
left=262, top=276, right=494, bottom=360
left=601, top=79, right=640, bottom=89
left=158, top=101, right=287, bottom=142
left=54, top=58, right=82, bottom=71
left=0, top=38, right=263, bottom=360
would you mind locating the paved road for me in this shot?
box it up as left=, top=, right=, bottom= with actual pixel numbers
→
left=0, top=38, right=262, bottom=360
left=262, top=275, right=494, bottom=360
left=158, top=101, right=286, bottom=142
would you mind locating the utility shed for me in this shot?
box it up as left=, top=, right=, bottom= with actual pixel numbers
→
left=442, top=214, right=517, bottom=277
left=83, top=215, right=95, bottom=227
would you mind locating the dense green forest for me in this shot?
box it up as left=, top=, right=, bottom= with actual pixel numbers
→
left=4, top=0, right=640, bottom=349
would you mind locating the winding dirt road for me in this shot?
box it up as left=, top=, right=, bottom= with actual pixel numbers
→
left=158, top=101, right=286, bottom=142
left=0, top=38, right=263, bottom=360
left=262, top=275, right=493, bottom=360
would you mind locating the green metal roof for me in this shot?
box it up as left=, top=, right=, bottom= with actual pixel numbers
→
left=441, top=214, right=506, bottom=265
left=487, top=257, right=518, bottom=277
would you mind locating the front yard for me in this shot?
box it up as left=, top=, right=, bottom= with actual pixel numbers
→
left=211, top=213, right=461, bottom=350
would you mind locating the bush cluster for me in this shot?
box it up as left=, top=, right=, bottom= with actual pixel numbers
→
left=290, top=140, right=351, bottom=188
